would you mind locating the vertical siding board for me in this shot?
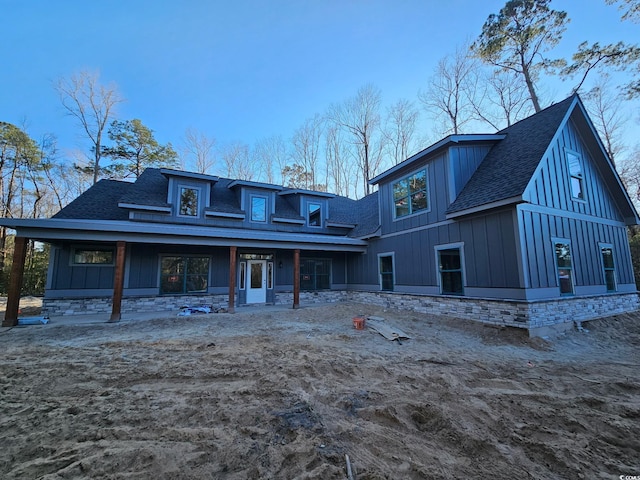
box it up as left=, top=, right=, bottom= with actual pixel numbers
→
left=473, top=217, right=491, bottom=287
left=540, top=213, right=555, bottom=287
left=501, top=211, right=520, bottom=286
left=419, top=229, right=431, bottom=284
left=569, top=218, right=584, bottom=285
left=532, top=212, right=549, bottom=287
left=558, top=140, right=570, bottom=213
left=459, top=221, right=476, bottom=286
left=587, top=220, right=599, bottom=285
left=486, top=215, right=506, bottom=286
left=614, top=226, right=632, bottom=284
left=585, top=222, right=596, bottom=285
left=523, top=211, right=539, bottom=288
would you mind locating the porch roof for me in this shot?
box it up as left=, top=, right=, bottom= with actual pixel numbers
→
left=0, top=218, right=368, bottom=252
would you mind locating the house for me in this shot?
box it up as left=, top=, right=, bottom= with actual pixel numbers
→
left=2, top=94, right=638, bottom=336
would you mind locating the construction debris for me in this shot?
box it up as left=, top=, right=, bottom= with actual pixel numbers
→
left=366, top=316, right=410, bottom=343
left=17, top=316, right=50, bottom=325
left=178, top=305, right=227, bottom=316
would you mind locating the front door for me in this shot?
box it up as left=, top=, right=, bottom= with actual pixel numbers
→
left=246, top=260, right=267, bottom=303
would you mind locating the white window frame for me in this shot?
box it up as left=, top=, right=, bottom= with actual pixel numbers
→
left=434, top=242, right=465, bottom=295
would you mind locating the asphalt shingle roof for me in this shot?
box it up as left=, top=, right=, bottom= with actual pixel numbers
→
left=53, top=179, right=132, bottom=221
left=447, top=95, right=576, bottom=214
left=118, top=168, right=170, bottom=208
left=51, top=168, right=380, bottom=237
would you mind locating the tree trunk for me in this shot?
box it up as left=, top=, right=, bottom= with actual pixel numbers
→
left=520, top=52, right=541, bottom=112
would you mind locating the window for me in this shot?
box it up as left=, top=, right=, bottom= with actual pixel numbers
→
left=239, top=261, right=246, bottom=290
left=601, top=246, right=616, bottom=292
left=438, top=248, right=463, bottom=295
left=379, top=254, right=394, bottom=291
left=393, top=169, right=428, bottom=218
left=267, top=262, right=273, bottom=289
left=179, top=187, right=199, bottom=216
left=160, top=256, right=209, bottom=294
left=308, top=202, right=321, bottom=227
left=554, top=242, right=574, bottom=295
left=300, top=258, right=330, bottom=290
left=566, top=151, right=585, bottom=200
left=72, top=248, right=114, bottom=265
left=250, top=195, right=267, bottom=222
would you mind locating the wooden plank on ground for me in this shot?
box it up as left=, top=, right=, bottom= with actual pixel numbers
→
left=366, top=317, right=410, bottom=341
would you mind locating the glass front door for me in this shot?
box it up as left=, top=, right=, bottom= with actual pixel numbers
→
left=246, top=260, right=267, bottom=303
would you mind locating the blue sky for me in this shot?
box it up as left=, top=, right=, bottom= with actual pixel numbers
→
left=2, top=0, right=638, bottom=165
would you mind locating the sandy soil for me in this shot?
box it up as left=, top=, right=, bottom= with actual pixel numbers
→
left=1, top=300, right=639, bottom=479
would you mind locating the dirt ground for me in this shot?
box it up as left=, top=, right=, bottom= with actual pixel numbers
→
left=1, top=299, right=639, bottom=479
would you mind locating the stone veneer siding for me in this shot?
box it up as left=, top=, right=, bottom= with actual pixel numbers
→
left=42, top=290, right=638, bottom=334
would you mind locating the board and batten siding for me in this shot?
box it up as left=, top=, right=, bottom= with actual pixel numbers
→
left=523, top=118, right=622, bottom=221
left=448, top=144, right=494, bottom=203
left=349, top=209, right=520, bottom=293
left=518, top=208, right=634, bottom=291
left=517, top=116, right=635, bottom=294
left=48, top=244, right=115, bottom=291
left=378, top=151, right=450, bottom=236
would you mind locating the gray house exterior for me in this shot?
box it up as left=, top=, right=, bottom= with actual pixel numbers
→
left=2, top=94, right=638, bottom=335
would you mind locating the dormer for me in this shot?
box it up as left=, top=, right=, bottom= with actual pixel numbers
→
left=227, top=179, right=283, bottom=226
left=117, top=168, right=220, bottom=220
left=278, top=189, right=335, bottom=228
left=161, top=169, right=219, bottom=219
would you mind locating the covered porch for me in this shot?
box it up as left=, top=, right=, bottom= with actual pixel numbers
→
left=1, top=219, right=366, bottom=326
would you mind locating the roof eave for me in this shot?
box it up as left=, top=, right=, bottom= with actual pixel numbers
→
left=0, top=218, right=368, bottom=251
left=446, top=196, right=523, bottom=219
left=369, top=134, right=506, bottom=185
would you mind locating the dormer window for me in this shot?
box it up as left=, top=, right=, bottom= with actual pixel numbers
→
left=179, top=187, right=199, bottom=217
left=250, top=195, right=267, bottom=223
left=308, top=202, right=321, bottom=227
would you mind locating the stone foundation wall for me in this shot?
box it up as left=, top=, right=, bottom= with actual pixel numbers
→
left=346, top=291, right=639, bottom=332
left=43, top=290, right=638, bottom=335
left=43, top=294, right=229, bottom=316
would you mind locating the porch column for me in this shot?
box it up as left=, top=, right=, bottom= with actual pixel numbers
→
left=228, top=246, right=237, bottom=313
left=109, top=241, right=126, bottom=323
left=293, top=248, right=300, bottom=309
left=3, top=236, right=28, bottom=327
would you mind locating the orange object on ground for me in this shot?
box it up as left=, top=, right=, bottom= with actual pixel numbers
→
left=353, top=316, right=366, bottom=330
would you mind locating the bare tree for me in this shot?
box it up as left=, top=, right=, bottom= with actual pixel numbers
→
left=221, top=142, right=253, bottom=180
left=325, top=124, right=354, bottom=197
left=419, top=45, right=477, bottom=136
left=181, top=128, right=216, bottom=174
left=253, top=135, right=288, bottom=185
left=383, top=99, right=420, bottom=164
left=583, top=75, right=629, bottom=165
left=291, top=114, right=324, bottom=190
left=54, top=70, right=124, bottom=184
left=328, top=84, right=385, bottom=196
left=469, top=69, right=532, bottom=130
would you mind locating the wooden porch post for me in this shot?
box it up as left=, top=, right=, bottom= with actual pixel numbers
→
left=3, top=236, right=28, bottom=327
left=293, top=248, right=300, bottom=309
left=228, top=246, right=237, bottom=313
left=109, top=241, right=126, bottom=323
